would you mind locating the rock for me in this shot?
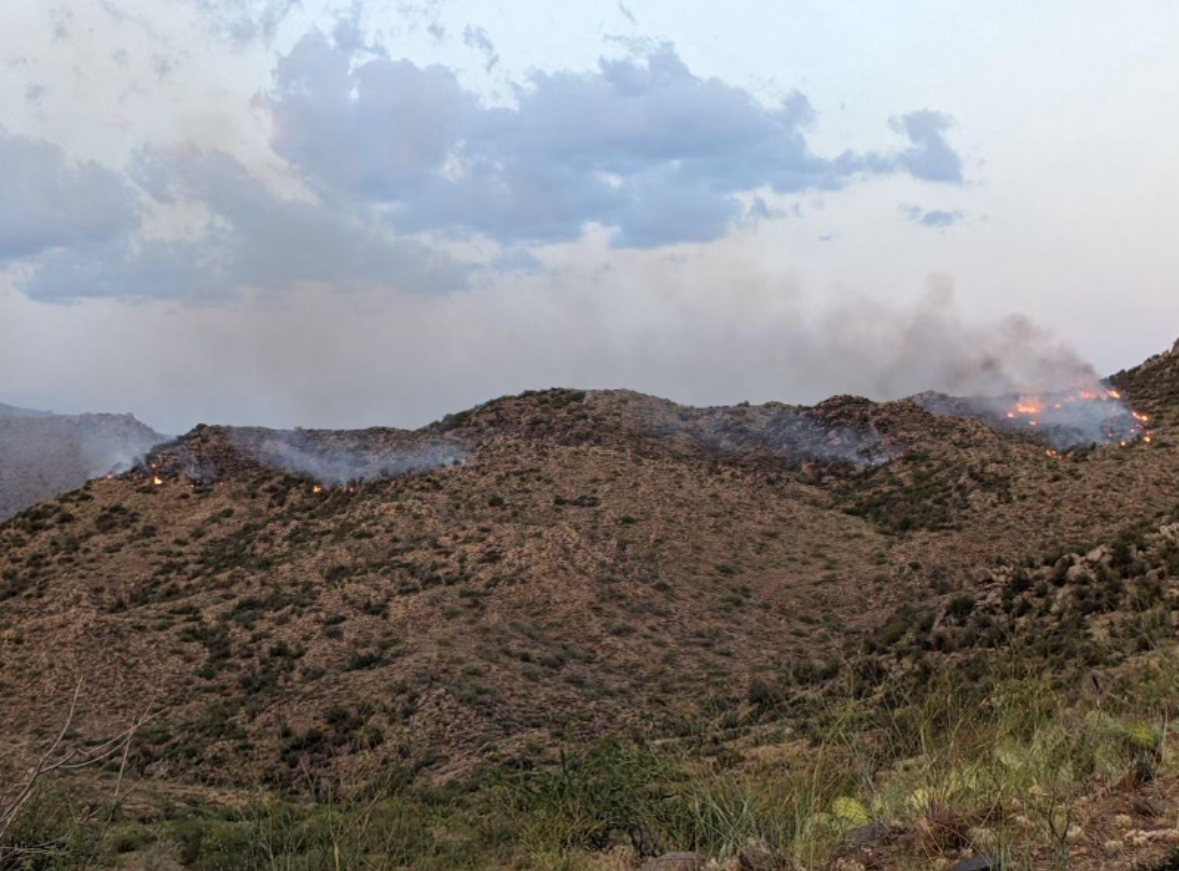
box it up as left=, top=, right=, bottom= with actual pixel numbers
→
left=843, top=821, right=890, bottom=846
left=1126, top=829, right=1179, bottom=846
left=1132, top=796, right=1171, bottom=817
left=640, top=853, right=708, bottom=871
left=946, top=858, right=1001, bottom=871
left=1085, top=546, right=1111, bottom=565
left=1066, top=564, right=1092, bottom=583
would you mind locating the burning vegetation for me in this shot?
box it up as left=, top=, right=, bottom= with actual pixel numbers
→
left=919, top=384, right=1154, bottom=450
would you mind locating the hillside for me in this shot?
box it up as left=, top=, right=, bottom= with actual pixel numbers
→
left=0, top=410, right=167, bottom=520
left=3, top=349, right=1179, bottom=780
left=4, top=346, right=1179, bottom=869
left=0, top=402, right=53, bottom=417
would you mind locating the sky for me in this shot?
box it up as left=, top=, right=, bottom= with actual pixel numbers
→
left=1, top=0, right=1176, bottom=433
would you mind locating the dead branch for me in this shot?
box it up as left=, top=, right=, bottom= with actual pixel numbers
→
left=0, top=679, right=155, bottom=849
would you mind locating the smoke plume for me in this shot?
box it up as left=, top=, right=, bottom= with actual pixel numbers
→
left=229, top=429, right=467, bottom=484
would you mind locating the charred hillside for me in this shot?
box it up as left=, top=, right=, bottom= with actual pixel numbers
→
left=2, top=348, right=1179, bottom=792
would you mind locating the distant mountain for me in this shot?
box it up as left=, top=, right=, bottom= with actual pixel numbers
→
left=0, top=401, right=53, bottom=417
left=0, top=411, right=167, bottom=520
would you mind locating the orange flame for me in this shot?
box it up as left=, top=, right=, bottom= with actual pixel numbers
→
left=152, top=475, right=163, bottom=486
left=313, top=484, right=323, bottom=494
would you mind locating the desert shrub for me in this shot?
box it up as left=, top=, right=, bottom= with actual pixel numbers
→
left=0, top=788, right=104, bottom=871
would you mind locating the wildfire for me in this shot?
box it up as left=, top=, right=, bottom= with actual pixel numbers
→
left=997, top=386, right=1155, bottom=448
left=152, top=475, right=163, bottom=486
left=312, top=484, right=323, bottom=494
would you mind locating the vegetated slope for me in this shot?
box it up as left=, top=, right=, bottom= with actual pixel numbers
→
left=2, top=346, right=1179, bottom=792
left=0, top=411, right=167, bottom=521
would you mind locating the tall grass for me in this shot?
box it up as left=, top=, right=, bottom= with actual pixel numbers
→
left=5, top=653, right=1178, bottom=870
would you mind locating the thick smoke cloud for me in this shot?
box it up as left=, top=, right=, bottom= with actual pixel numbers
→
left=0, top=131, right=138, bottom=262
left=814, top=276, right=1101, bottom=398
left=270, top=36, right=966, bottom=248
left=1, top=254, right=1122, bottom=436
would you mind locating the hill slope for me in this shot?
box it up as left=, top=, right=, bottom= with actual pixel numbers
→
left=3, top=343, right=1179, bottom=795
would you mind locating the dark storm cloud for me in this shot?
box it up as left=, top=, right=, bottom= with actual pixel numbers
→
left=0, top=130, right=138, bottom=262
left=270, top=36, right=966, bottom=248
left=22, top=147, right=467, bottom=303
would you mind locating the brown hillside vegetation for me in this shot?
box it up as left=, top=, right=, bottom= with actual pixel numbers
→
left=5, top=345, right=1179, bottom=869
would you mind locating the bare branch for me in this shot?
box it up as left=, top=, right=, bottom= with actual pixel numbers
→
left=0, top=680, right=155, bottom=853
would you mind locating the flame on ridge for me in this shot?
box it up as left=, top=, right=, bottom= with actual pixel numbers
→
left=998, top=385, right=1154, bottom=448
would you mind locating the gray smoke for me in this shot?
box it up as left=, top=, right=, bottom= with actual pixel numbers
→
left=3, top=264, right=1155, bottom=440
left=632, top=395, right=892, bottom=467
left=918, top=389, right=1148, bottom=450
left=809, top=276, right=1105, bottom=399
left=227, top=428, right=467, bottom=485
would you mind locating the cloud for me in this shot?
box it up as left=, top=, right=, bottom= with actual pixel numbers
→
left=901, top=204, right=965, bottom=228
left=462, top=25, right=498, bottom=72
left=22, top=146, right=467, bottom=303
left=890, top=110, right=964, bottom=183
left=2, top=24, right=969, bottom=306
left=270, top=36, right=967, bottom=248
left=188, top=0, right=301, bottom=46
left=0, top=130, right=138, bottom=262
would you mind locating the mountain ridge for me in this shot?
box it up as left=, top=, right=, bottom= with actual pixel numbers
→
left=3, top=344, right=1179, bottom=796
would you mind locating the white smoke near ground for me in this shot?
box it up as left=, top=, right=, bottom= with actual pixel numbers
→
left=227, top=429, right=467, bottom=485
